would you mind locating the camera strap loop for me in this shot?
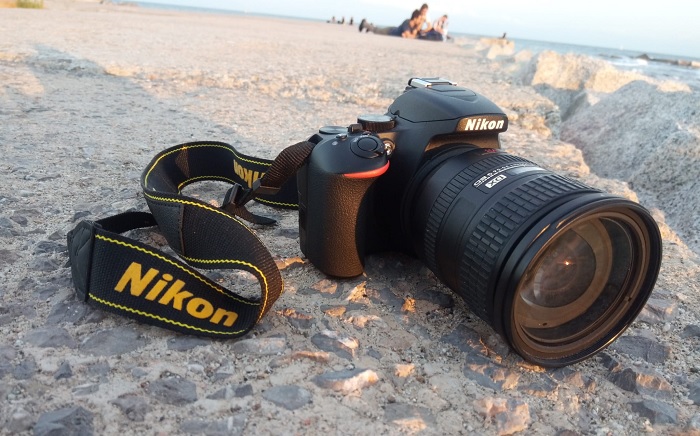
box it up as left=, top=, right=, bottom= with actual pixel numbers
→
left=67, top=140, right=315, bottom=338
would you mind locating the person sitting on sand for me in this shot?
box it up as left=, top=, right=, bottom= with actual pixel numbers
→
left=416, top=3, right=433, bottom=35
left=359, top=9, right=422, bottom=38
left=419, top=14, right=448, bottom=41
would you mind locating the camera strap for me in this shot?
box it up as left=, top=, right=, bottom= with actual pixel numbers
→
left=67, top=140, right=315, bottom=338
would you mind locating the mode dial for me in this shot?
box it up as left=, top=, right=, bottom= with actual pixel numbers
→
left=358, top=114, right=396, bottom=132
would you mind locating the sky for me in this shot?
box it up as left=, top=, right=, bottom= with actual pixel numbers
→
left=142, top=0, right=700, bottom=59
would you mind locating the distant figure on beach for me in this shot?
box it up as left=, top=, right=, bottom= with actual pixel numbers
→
left=416, top=3, right=433, bottom=35
left=420, top=14, right=448, bottom=41
left=359, top=9, right=422, bottom=38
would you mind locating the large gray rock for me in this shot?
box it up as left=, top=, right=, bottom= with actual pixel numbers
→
left=561, top=81, right=700, bottom=253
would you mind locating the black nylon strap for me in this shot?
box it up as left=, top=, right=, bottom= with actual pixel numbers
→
left=67, top=140, right=315, bottom=339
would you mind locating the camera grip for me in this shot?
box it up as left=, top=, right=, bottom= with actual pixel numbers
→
left=298, top=162, right=380, bottom=278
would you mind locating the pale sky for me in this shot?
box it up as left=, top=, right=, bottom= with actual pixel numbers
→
left=144, top=0, right=700, bottom=59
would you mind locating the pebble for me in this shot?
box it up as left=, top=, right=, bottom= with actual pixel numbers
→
left=24, top=327, right=78, bottom=349
left=262, top=385, right=312, bottom=410
left=79, top=326, right=148, bottom=356
left=312, top=368, right=379, bottom=394
left=110, top=394, right=152, bottom=422
left=608, top=367, right=672, bottom=399
left=310, top=330, right=359, bottom=360
left=231, top=337, right=287, bottom=355
left=637, top=298, right=678, bottom=324
left=689, top=380, right=700, bottom=405
left=179, top=414, right=247, bottom=436
left=440, top=324, right=488, bottom=355
left=54, top=361, right=73, bottom=380
left=33, top=406, right=94, bottom=436
left=608, top=335, right=671, bottom=364
left=462, top=352, right=520, bottom=391
left=681, top=324, right=700, bottom=338
left=280, top=308, right=314, bottom=330
left=629, top=400, right=678, bottom=425
left=473, top=397, right=531, bottom=435
left=146, top=373, right=198, bottom=405
left=384, top=403, right=436, bottom=432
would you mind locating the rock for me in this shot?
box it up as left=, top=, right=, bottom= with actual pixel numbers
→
left=474, top=397, right=531, bottom=435
left=110, top=393, right=151, bottom=421
left=608, top=367, right=672, bottom=399
left=79, top=326, right=148, bottom=356
left=682, top=325, right=700, bottom=338
left=0, top=345, right=17, bottom=378
left=440, top=324, right=488, bottom=355
left=146, top=373, right=198, bottom=405
left=24, top=327, right=78, bottom=349
left=608, top=335, right=671, bottom=364
left=689, top=380, right=700, bottom=405
left=7, top=406, right=33, bottom=434
left=54, top=361, right=73, bottom=380
left=384, top=403, right=436, bottom=432
left=207, top=383, right=253, bottom=400
left=231, top=337, right=287, bottom=355
left=46, top=298, right=93, bottom=325
left=179, top=414, right=247, bottom=436
left=312, top=368, right=378, bottom=394
left=548, top=367, right=596, bottom=391
left=13, top=357, right=38, bottom=380
left=72, top=383, right=100, bottom=396
left=310, top=330, right=359, bottom=360
left=167, top=335, right=212, bottom=351
left=33, top=406, right=94, bottom=436
left=262, top=385, right=312, bottom=410
left=462, top=353, right=520, bottom=391
left=280, top=308, right=314, bottom=330
left=629, top=399, right=677, bottom=425
left=560, top=81, right=700, bottom=253
left=636, top=298, right=678, bottom=324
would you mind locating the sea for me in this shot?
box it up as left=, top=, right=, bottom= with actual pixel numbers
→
left=127, top=1, right=700, bottom=89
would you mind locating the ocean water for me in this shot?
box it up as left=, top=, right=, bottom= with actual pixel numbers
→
left=129, top=1, right=700, bottom=89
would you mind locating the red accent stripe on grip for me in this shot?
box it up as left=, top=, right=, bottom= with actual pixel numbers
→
left=343, top=161, right=390, bottom=179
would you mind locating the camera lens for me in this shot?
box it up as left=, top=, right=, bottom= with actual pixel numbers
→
left=405, top=147, right=662, bottom=367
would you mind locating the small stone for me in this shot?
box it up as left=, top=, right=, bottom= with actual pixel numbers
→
left=518, top=376, right=559, bottom=397
left=7, top=407, right=33, bottom=433
left=24, top=327, right=78, bottom=349
left=33, top=406, right=94, bottom=436
left=0, top=345, right=17, bottom=378
left=207, top=384, right=252, bottom=400
left=689, top=380, right=700, bottom=405
left=262, top=385, right=312, bottom=410
left=609, top=335, right=671, bottom=364
left=548, top=367, right=596, bottom=391
left=80, top=326, right=148, bottom=356
left=54, top=361, right=73, bottom=380
left=72, top=383, right=99, bottom=396
left=110, top=393, right=151, bottom=422
left=146, top=373, right=198, bottom=405
left=167, top=336, right=212, bottom=351
left=231, top=337, right=287, bottom=355
left=608, top=367, right=672, bottom=399
left=46, top=298, right=91, bottom=325
left=366, top=287, right=404, bottom=312
left=180, top=414, right=246, bottom=436
left=681, top=325, right=700, bottom=339
left=414, top=287, right=454, bottom=309
left=637, top=298, right=678, bottom=324
left=629, top=400, right=677, bottom=425
left=440, top=324, right=488, bottom=355
left=384, top=403, right=436, bottom=432
left=280, top=308, right=314, bottom=330
left=313, top=368, right=379, bottom=394
left=463, top=353, right=520, bottom=391
left=33, top=240, right=66, bottom=255
left=474, top=397, right=531, bottom=435
left=13, top=358, right=38, bottom=380
left=310, top=330, right=359, bottom=360
left=0, top=248, right=20, bottom=266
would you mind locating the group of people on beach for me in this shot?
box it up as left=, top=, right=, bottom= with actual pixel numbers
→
left=358, top=4, right=449, bottom=42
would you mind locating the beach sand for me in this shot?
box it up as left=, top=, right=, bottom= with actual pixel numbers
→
left=1, top=1, right=699, bottom=434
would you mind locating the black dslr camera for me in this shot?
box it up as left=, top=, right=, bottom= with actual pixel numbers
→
left=297, top=78, right=662, bottom=367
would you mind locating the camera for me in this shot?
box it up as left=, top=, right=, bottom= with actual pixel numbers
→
left=297, top=78, right=662, bottom=367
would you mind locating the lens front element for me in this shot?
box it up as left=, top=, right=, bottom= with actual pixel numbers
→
left=513, top=215, right=644, bottom=359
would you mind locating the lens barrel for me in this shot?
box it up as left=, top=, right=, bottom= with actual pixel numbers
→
left=405, top=147, right=662, bottom=367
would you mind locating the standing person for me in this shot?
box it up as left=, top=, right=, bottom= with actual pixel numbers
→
left=359, top=10, right=422, bottom=38
left=420, top=14, right=448, bottom=41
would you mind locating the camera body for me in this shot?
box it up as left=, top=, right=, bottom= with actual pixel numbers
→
left=297, top=78, right=508, bottom=277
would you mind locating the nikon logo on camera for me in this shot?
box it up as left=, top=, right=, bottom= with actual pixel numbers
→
left=458, top=116, right=507, bottom=132
left=114, top=262, right=239, bottom=327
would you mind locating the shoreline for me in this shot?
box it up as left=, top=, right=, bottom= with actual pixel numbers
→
left=1, top=2, right=699, bottom=435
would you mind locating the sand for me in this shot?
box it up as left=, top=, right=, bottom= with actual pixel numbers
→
left=1, top=1, right=699, bottom=434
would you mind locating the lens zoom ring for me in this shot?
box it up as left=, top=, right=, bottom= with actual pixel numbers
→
left=459, top=174, right=593, bottom=321
left=424, top=154, right=530, bottom=273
